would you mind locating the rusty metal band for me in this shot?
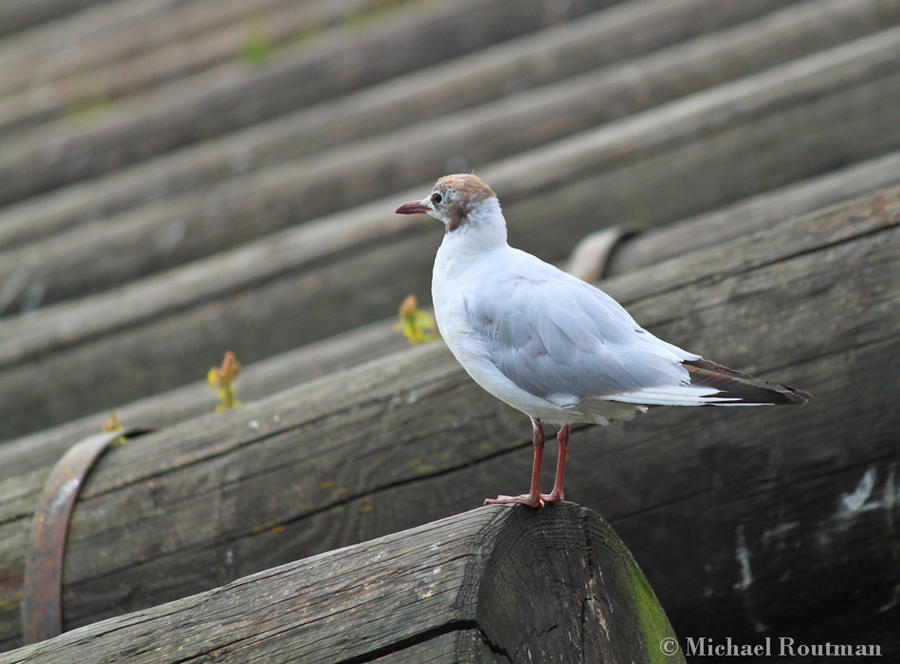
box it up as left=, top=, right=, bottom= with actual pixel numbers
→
left=21, top=426, right=152, bottom=644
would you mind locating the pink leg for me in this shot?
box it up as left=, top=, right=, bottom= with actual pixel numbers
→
left=485, top=418, right=545, bottom=508
left=541, top=425, right=569, bottom=504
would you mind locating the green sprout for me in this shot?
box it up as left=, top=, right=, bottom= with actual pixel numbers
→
left=208, top=351, right=243, bottom=411
left=102, top=411, right=127, bottom=446
left=395, top=294, right=439, bottom=345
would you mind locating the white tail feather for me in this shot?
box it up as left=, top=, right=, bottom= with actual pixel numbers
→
left=609, top=386, right=747, bottom=407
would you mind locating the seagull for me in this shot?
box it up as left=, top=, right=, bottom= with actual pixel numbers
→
left=396, top=174, right=810, bottom=508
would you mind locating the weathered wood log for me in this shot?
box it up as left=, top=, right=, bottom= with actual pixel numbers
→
left=605, top=148, right=900, bottom=275
left=0, top=504, right=684, bottom=664
left=4, top=8, right=898, bottom=310
left=0, top=0, right=322, bottom=97
left=1, top=151, right=895, bottom=476
left=0, top=0, right=815, bottom=250
left=0, top=0, right=797, bottom=140
left=0, top=0, right=612, bottom=206
left=2, top=29, right=899, bottom=440
left=0, top=0, right=107, bottom=40
left=1, top=185, right=896, bottom=649
left=0, top=0, right=395, bottom=131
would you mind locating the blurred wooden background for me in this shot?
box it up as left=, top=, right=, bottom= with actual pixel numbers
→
left=0, top=0, right=898, bottom=659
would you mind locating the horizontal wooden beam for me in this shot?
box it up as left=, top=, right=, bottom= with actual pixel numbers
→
left=0, top=0, right=394, bottom=115
left=1, top=29, right=898, bottom=440
left=0, top=0, right=106, bottom=40
left=1, top=184, right=896, bottom=649
left=2, top=1, right=895, bottom=306
left=0, top=0, right=810, bottom=249
left=0, top=504, right=683, bottom=663
left=0, top=149, right=892, bottom=477
left=0, top=0, right=614, bottom=206
left=0, top=0, right=300, bottom=85
left=605, top=149, right=900, bottom=275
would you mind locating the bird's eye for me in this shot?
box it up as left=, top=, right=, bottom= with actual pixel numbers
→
left=431, top=192, right=442, bottom=205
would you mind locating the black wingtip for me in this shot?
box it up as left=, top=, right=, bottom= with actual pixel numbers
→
left=683, top=358, right=810, bottom=406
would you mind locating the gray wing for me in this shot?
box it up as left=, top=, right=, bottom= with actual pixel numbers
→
left=463, top=271, right=696, bottom=401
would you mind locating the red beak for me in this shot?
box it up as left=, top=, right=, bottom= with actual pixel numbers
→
left=395, top=200, right=430, bottom=214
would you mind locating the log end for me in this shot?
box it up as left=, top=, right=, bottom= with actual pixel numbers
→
left=474, top=502, right=684, bottom=663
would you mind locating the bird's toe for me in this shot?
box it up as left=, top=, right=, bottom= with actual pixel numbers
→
left=540, top=491, right=564, bottom=504
left=484, top=493, right=544, bottom=508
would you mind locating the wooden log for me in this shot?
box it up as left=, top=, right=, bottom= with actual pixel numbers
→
left=0, top=0, right=295, bottom=89
left=0, top=321, right=410, bottom=479
left=1, top=30, right=899, bottom=439
left=3, top=3, right=896, bottom=310
left=1, top=150, right=895, bottom=478
left=0, top=0, right=612, bottom=206
left=0, top=0, right=389, bottom=104
left=605, top=149, right=900, bottom=275
left=0, top=0, right=808, bottom=249
left=0, top=185, right=896, bottom=649
left=0, top=0, right=108, bottom=40
left=0, top=0, right=474, bottom=135
left=0, top=504, right=683, bottom=663
left=0, top=0, right=309, bottom=97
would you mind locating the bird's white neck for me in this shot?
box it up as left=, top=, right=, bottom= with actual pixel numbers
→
left=433, top=196, right=509, bottom=302
left=437, top=196, right=508, bottom=258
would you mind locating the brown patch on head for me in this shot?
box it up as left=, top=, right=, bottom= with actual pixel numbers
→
left=436, top=174, right=496, bottom=201
left=433, top=174, right=497, bottom=232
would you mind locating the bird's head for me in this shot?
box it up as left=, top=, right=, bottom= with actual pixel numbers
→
left=395, top=174, right=506, bottom=243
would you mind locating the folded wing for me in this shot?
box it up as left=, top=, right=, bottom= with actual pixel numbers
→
left=463, top=258, right=808, bottom=408
left=463, top=266, right=703, bottom=404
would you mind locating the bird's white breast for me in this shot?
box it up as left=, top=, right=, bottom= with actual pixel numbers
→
left=432, top=240, right=570, bottom=422
left=431, top=233, right=481, bottom=354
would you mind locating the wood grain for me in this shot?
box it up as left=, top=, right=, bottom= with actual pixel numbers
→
left=0, top=504, right=683, bottom=664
